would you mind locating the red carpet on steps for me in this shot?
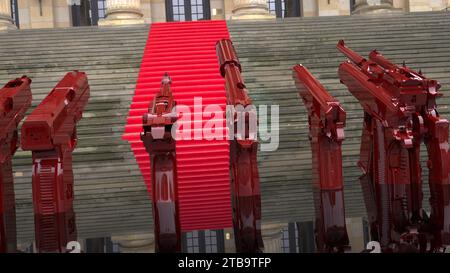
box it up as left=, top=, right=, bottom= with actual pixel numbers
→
left=123, top=20, right=232, bottom=231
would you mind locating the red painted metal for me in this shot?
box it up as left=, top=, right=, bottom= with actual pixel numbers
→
left=123, top=21, right=232, bottom=231
left=292, top=64, right=349, bottom=252
left=21, top=71, right=90, bottom=253
left=141, top=73, right=181, bottom=252
left=0, top=76, right=32, bottom=253
left=337, top=40, right=450, bottom=252
left=216, top=39, right=263, bottom=253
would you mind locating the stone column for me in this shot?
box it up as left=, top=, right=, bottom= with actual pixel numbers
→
left=261, top=223, right=284, bottom=253
left=352, top=0, right=398, bottom=14
left=231, top=0, right=275, bottom=19
left=98, top=0, right=145, bottom=26
left=0, top=0, right=16, bottom=31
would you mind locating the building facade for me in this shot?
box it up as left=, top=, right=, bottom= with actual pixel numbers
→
left=0, top=0, right=449, bottom=30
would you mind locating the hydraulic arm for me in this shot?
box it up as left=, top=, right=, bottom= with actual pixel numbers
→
left=0, top=76, right=32, bottom=253
left=21, top=71, right=90, bottom=253
left=141, top=73, right=181, bottom=253
left=337, top=40, right=450, bottom=252
left=292, top=64, right=350, bottom=252
left=216, top=39, right=264, bottom=253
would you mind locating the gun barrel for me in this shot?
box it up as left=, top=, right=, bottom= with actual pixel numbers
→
left=293, top=64, right=338, bottom=113
left=368, top=50, right=397, bottom=70
left=216, top=39, right=241, bottom=77
left=21, top=71, right=89, bottom=150
left=337, top=40, right=367, bottom=67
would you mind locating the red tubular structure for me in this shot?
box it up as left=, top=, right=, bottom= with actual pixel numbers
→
left=216, top=39, right=264, bottom=253
left=141, top=73, right=181, bottom=253
left=21, top=71, right=90, bottom=253
left=0, top=76, right=32, bottom=253
left=337, top=40, right=450, bottom=252
left=292, top=64, right=350, bottom=252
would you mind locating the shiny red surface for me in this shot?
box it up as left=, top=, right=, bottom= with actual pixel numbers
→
left=216, top=39, right=264, bottom=252
left=141, top=75, right=181, bottom=252
left=337, top=41, right=450, bottom=252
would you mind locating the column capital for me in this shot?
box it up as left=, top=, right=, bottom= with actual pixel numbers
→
left=98, top=0, right=145, bottom=26
left=231, top=0, right=275, bottom=20
left=0, top=0, right=17, bottom=31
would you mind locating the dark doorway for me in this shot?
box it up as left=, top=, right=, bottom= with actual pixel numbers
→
left=71, top=0, right=106, bottom=26
left=350, top=0, right=356, bottom=12
left=10, top=0, right=19, bottom=28
left=165, top=0, right=211, bottom=22
left=268, top=0, right=301, bottom=18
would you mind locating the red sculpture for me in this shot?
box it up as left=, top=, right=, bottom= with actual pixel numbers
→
left=21, top=71, right=90, bottom=253
left=0, top=76, right=32, bottom=253
left=216, top=39, right=264, bottom=253
left=141, top=73, right=181, bottom=252
left=292, top=64, right=350, bottom=252
left=337, top=40, right=450, bottom=252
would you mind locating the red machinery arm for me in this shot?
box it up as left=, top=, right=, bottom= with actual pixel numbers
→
left=141, top=73, right=181, bottom=253
left=21, top=71, right=90, bottom=253
left=216, top=39, right=264, bottom=253
left=337, top=40, right=450, bottom=252
left=292, top=64, right=349, bottom=252
left=0, top=76, right=32, bottom=253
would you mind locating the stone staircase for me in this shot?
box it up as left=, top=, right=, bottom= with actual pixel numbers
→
left=0, top=25, right=152, bottom=243
left=227, top=11, right=450, bottom=223
left=1, top=11, right=449, bottom=245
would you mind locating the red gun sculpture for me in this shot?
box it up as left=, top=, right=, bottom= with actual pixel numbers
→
left=292, top=64, right=350, bottom=252
left=141, top=73, right=181, bottom=252
left=0, top=76, right=32, bottom=253
left=216, top=39, right=264, bottom=253
left=21, top=71, right=90, bottom=253
left=337, top=40, right=450, bottom=252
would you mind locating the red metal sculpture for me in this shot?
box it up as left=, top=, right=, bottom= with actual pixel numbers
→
left=0, top=76, right=32, bottom=253
left=216, top=39, right=264, bottom=253
left=141, top=73, right=181, bottom=252
left=337, top=40, right=450, bottom=252
left=21, top=71, right=90, bottom=253
left=292, top=64, right=350, bottom=252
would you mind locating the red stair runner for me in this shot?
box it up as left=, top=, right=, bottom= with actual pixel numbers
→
left=123, top=20, right=232, bottom=231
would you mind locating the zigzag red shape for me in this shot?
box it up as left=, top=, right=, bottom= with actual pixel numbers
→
left=123, top=20, right=232, bottom=231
